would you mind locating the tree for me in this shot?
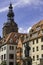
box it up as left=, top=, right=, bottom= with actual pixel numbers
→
left=1, top=61, right=6, bottom=65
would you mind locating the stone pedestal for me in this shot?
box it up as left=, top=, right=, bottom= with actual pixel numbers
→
left=39, top=58, right=43, bottom=65
left=22, top=57, right=32, bottom=65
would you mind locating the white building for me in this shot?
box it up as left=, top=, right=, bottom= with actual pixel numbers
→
left=0, top=32, right=17, bottom=65
left=22, top=20, right=43, bottom=65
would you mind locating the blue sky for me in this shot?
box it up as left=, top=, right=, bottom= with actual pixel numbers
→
left=0, top=0, right=43, bottom=37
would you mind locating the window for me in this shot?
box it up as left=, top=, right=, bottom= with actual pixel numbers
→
left=37, top=55, right=39, bottom=60
left=36, top=27, right=40, bottom=30
left=36, top=46, right=39, bottom=51
left=1, top=48, right=3, bottom=51
left=9, top=62, right=14, bottom=65
left=17, top=56, right=20, bottom=59
left=9, top=38, right=13, bottom=43
left=12, top=46, right=14, bottom=50
left=33, top=47, right=35, bottom=52
left=1, top=55, right=3, bottom=60
left=42, top=54, right=43, bottom=58
left=4, top=47, right=6, bottom=50
left=33, top=56, right=35, bottom=61
left=9, top=46, right=14, bottom=50
left=17, top=48, right=21, bottom=53
left=4, top=54, right=6, bottom=59
left=33, top=40, right=34, bottom=44
left=41, top=37, right=43, bottom=42
left=42, top=30, right=43, bottom=34
left=30, top=34, right=32, bottom=37
left=14, top=34, right=17, bottom=38
left=9, top=54, right=14, bottom=59
left=32, top=33, right=38, bottom=38
left=36, top=39, right=38, bottom=43
left=9, top=46, right=11, bottom=50
left=41, top=45, right=43, bottom=50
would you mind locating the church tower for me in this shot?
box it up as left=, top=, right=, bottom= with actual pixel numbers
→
left=3, top=3, right=18, bottom=38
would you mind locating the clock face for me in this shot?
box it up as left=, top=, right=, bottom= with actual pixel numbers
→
left=9, top=38, right=13, bottom=43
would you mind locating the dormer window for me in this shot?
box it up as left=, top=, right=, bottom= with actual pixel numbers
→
left=24, top=35, right=26, bottom=40
left=30, top=34, right=32, bottom=37
left=41, top=30, right=43, bottom=34
left=1, top=48, right=3, bottom=51
left=9, top=38, right=13, bottom=43
left=32, top=32, right=38, bottom=38
left=41, top=24, right=43, bottom=28
left=36, top=26, right=40, bottom=31
left=41, top=37, right=43, bottom=42
left=32, top=29, right=34, bottom=32
left=14, top=34, right=17, bottom=38
left=30, top=29, right=34, bottom=33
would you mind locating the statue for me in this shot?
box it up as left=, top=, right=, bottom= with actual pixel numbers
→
left=24, top=43, right=32, bottom=65
left=25, top=43, right=30, bottom=57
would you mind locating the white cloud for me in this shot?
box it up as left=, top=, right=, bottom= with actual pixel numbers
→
left=15, top=0, right=43, bottom=6
left=0, top=4, right=16, bottom=13
left=0, top=7, right=8, bottom=13
left=0, top=0, right=43, bottom=13
left=18, top=27, right=31, bottom=33
left=18, top=28, right=26, bottom=33
left=0, top=0, right=43, bottom=12
left=27, top=27, right=31, bottom=33
left=0, top=1, right=22, bottom=13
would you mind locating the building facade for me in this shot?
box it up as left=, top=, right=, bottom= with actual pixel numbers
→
left=16, top=34, right=27, bottom=65
left=23, top=20, right=43, bottom=65
left=0, top=32, right=17, bottom=65
left=1, top=43, right=16, bottom=65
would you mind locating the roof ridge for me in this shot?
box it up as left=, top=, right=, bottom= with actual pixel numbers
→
left=5, top=33, right=12, bottom=43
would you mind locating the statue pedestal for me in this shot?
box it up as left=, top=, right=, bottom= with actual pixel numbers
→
left=22, top=57, right=32, bottom=65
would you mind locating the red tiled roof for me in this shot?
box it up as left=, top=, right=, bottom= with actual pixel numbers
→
left=32, top=20, right=43, bottom=29
left=1, top=32, right=27, bottom=45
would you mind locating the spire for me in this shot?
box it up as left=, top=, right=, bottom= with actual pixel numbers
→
left=9, top=3, right=13, bottom=9
left=7, top=3, right=14, bottom=21
left=2, top=3, right=18, bottom=38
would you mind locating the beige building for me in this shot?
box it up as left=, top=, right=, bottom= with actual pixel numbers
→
left=23, top=20, right=43, bottom=65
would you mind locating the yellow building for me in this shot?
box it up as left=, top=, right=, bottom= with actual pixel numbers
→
left=23, top=20, right=43, bottom=65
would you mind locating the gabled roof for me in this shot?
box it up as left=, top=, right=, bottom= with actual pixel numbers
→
left=32, top=20, right=43, bottom=29
left=0, top=32, right=27, bottom=45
